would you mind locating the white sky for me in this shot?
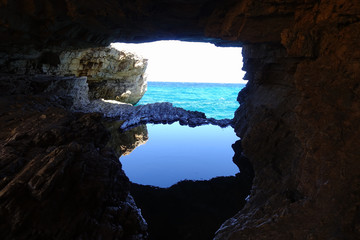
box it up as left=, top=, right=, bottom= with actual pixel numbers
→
left=111, top=41, right=246, bottom=84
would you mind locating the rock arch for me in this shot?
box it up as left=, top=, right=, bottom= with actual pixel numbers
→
left=0, top=0, right=359, bottom=239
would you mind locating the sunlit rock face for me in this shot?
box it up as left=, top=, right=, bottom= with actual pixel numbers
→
left=0, top=0, right=360, bottom=240
left=58, top=47, right=148, bottom=105
left=0, top=46, right=148, bottom=105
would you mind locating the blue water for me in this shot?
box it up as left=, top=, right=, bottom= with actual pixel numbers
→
left=120, top=123, right=239, bottom=188
left=137, top=82, right=246, bottom=119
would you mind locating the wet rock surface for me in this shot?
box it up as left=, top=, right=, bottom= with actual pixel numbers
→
left=89, top=101, right=233, bottom=130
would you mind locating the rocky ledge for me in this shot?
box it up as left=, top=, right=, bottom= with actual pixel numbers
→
left=88, top=101, right=233, bottom=130
left=0, top=74, right=233, bottom=130
left=1, top=47, right=148, bottom=105
left=57, top=47, right=148, bottom=105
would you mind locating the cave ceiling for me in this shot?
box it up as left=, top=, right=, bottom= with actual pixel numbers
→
left=0, top=0, right=298, bottom=52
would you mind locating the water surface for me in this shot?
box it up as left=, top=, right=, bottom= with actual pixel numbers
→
left=120, top=123, right=239, bottom=188
left=137, top=82, right=246, bottom=119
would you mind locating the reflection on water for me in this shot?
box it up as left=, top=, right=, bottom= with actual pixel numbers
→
left=105, top=121, right=148, bottom=157
left=119, top=122, right=239, bottom=188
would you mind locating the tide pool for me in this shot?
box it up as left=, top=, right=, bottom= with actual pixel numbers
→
left=120, top=122, right=239, bottom=188
left=137, top=82, right=246, bottom=119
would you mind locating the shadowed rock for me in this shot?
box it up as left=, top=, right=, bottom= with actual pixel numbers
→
left=130, top=175, right=251, bottom=240
left=105, top=123, right=149, bottom=157
left=0, top=0, right=359, bottom=239
left=0, top=94, right=147, bottom=240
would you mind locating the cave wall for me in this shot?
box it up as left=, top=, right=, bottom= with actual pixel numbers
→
left=1, top=0, right=359, bottom=239
left=0, top=76, right=148, bottom=239
left=218, top=2, right=360, bottom=239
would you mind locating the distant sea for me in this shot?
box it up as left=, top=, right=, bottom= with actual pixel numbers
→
left=137, top=82, right=246, bottom=119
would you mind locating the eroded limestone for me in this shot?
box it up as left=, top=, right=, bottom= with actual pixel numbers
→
left=0, top=0, right=359, bottom=239
left=58, top=47, right=148, bottom=105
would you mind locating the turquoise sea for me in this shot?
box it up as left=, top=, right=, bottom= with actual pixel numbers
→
left=121, top=81, right=246, bottom=187
left=137, top=82, right=246, bottom=119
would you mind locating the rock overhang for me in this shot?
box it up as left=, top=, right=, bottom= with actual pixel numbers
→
left=0, top=0, right=297, bottom=52
left=0, top=0, right=360, bottom=239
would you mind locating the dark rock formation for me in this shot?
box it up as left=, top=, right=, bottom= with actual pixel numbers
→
left=105, top=123, right=149, bottom=157
left=89, top=101, right=233, bottom=129
left=0, top=0, right=360, bottom=239
left=215, top=2, right=360, bottom=239
left=130, top=175, right=251, bottom=240
left=0, top=93, right=147, bottom=240
left=0, top=74, right=90, bottom=110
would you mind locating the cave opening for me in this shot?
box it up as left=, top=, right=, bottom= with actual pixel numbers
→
left=112, top=40, right=248, bottom=184
left=111, top=40, right=246, bottom=84
left=0, top=0, right=357, bottom=238
left=110, top=41, right=253, bottom=240
left=111, top=40, right=246, bottom=119
left=0, top=35, right=254, bottom=239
